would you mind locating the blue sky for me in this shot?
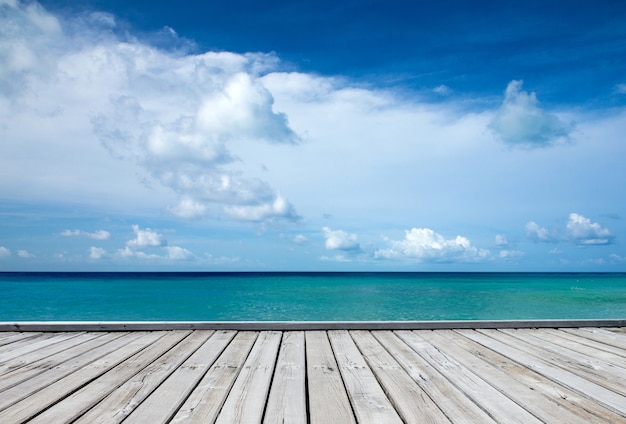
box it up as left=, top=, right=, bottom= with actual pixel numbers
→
left=1, top=0, right=626, bottom=271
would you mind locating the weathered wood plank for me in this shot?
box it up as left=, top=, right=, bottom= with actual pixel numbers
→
left=0, top=332, right=133, bottom=409
left=498, top=329, right=626, bottom=394
left=523, top=328, right=626, bottom=366
left=305, top=331, right=356, bottom=424
left=214, top=331, right=282, bottom=424
left=351, top=330, right=450, bottom=423
left=397, top=330, right=543, bottom=424
left=0, top=333, right=58, bottom=358
left=74, top=330, right=215, bottom=424
left=124, top=331, right=236, bottom=424
left=374, top=331, right=498, bottom=424
left=263, top=331, right=306, bottom=424
left=543, top=328, right=626, bottom=358
left=0, top=332, right=44, bottom=347
left=0, top=332, right=82, bottom=365
left=563, top=327, right=626, bottom=350
left=328, top=330, right=404, bottom=424
left=0, top=332, right=103, bottom=378
left=0, top=331, right=162, bottom=423
left=461, top=329, right=626, bottom=417
left=27, top=331, right=190, bottom=424
left=423, top=329, right=601, bottom=424
left=450, top=329, right=626, bottom=423
left=171, top=331, right=258, bottom=423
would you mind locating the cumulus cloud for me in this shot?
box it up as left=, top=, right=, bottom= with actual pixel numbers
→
left=1, top=1, right=300, bottom=225
left=163, top=245, right=193, bottom=260
left=117, top=224, right=195, bottom=261
left=126, top=225, right=165, bottom=248
left=566, top=213, right=613, bottom=245
left=89, top=246, right=106, bottom=259
left=375, top=228, right=489, bottom=262
left=525, top=221, right=559, bottom=243
left=61, top=229, right=110, bottom=240
left=0, top=246, right=11, bottom=257
left=322, top=227, right=361, bottom=251
left=489, top=80, right=573, bottom=148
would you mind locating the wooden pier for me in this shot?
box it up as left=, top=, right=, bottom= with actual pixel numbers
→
left=0, top=322, right=625, bottom=423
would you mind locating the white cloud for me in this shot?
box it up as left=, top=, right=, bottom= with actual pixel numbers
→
left=433, top=85, right=451, bottom=95
left=224, top=195, right=300, bottom=222
left=89, top=246, right=106, bottom=259
left=322, top=227, right=361, bottom=251
left=293, top=234, right=308, bottom=245
left=525, top=221, right=558, bottom=243
left=614, top=83, right=626, bottom=94
left=489, top=80, right=573, bottom=148
left=609, top=254, right=626, bottom=263
left=0, top=246, right=11, bottom=257
left=164, top=245, right=193, bottom=260
left=17, top=249, right=34, bottom=258
left=375, top=228, right=489, bottom=262
left=566, top=213, right=613, bottom=245
left=494, top=234, right=509, bottom=248
left=1, top=1, right=300, bottom=225
left=126, top=225, right=164, bottom=248
left=498, top=250, right=524, bottom=259
left=61, top=229, right=110, bottom=240
left=167, top=197, right=208, bottom=219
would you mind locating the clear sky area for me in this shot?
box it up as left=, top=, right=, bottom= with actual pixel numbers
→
left=1, top=0, right=626, bottom=271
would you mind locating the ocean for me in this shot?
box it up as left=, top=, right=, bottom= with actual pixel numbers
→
left=1, top=272, right=625, bottom=321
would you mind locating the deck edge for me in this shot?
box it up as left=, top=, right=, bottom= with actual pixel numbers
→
left=1, top=319, right=624, bottom=331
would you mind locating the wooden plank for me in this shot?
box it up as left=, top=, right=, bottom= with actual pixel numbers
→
left=423, top=329, right=600, bottom=424
left=328, top=330, right=404, bottom=424
left=171, top=331, right=258, bottom=423
left=460, top=329, right=626, bottom=417
left=0, top=332, right=102, bottom=376
left=305, top=331, right=356, bottom=424
left=123, top=331, right=235, bottom=424
left=525, top=328, right=626, bottom=365
left=214, top=331, right=282, bottom=424
left=0, top=332, right=82, bottom=364
left=374, top=331, right=498, bottom=424
left=0, top=332, right=132, bottom=408
left=263, top=331, right=306, bottom=424
left=396, top=330, right=543, bottom=424
left=563, top=327, right=626, bottom=350
left=499, top=329, right=626, bottom=393
left=27, top=331, right=190, bottom=424
left=0, top=331, right=162, bottom=423
left=0, top=332, right=43, bottom=347
left=350, top=330, right=450, bottom=423
left=543, top=328, right=626, bottom=358
left=0, top=333, right=58, bottom=357
left=74, top=330, right=215, bottom=424
left=450, top=329, right=626, bottom=423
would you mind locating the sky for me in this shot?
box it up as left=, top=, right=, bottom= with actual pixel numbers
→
left=1, top=0, right=626, bottom=271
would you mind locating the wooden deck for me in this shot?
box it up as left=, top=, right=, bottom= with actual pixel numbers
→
left=0, top=326, right=625, bottom=423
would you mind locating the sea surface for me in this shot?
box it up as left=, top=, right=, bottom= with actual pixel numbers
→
left=1, top=272, right=625, bottom=321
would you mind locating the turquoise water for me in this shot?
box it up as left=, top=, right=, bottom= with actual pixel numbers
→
left=1, top=272, right=625, bottom=321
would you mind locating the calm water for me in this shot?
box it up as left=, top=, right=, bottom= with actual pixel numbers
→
left=1, top=272, right=625, bottom=321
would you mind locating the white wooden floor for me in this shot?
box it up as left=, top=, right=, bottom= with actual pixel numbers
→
left=0, top=327, right=625, bottom=423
